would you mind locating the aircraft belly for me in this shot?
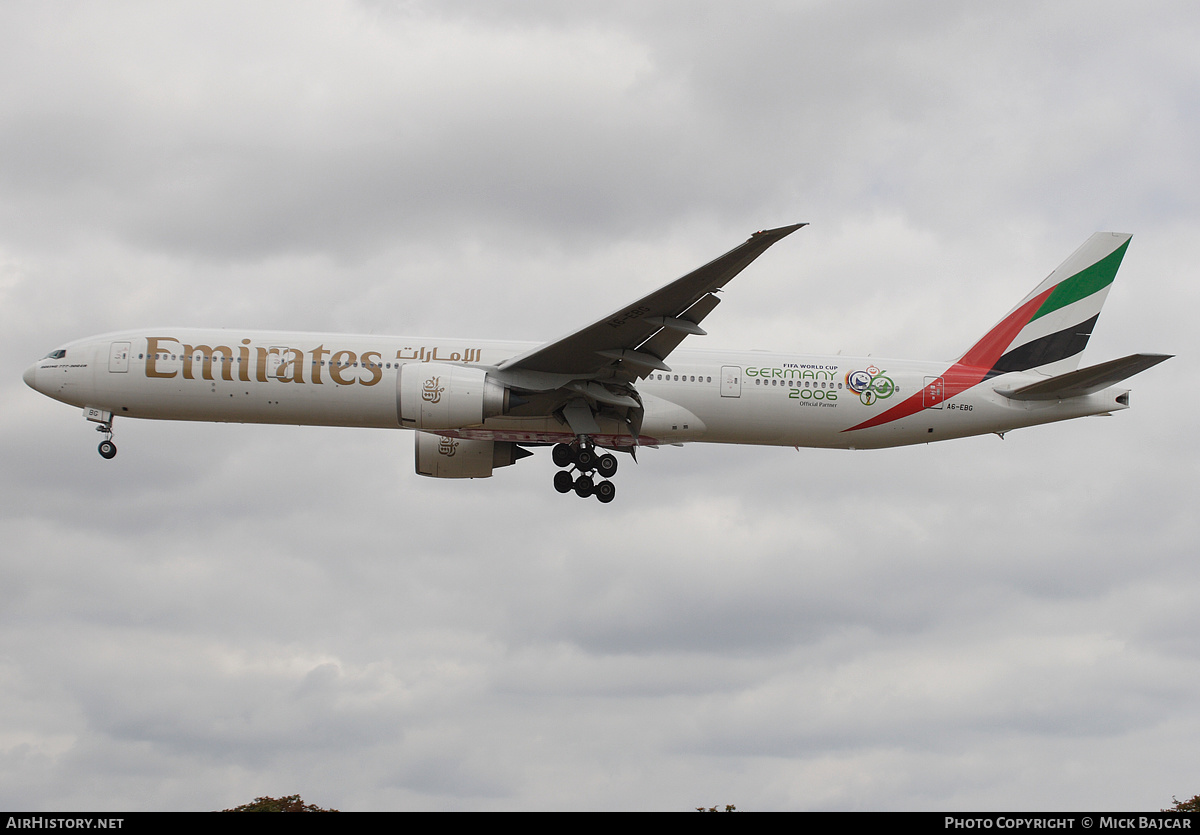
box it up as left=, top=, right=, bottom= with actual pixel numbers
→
left=639, top=392, right=707, bottom=443
left=94, top=368, right=398, bottom=428
left=695, top=385, right=848, bottom=447
left=453, top=422, right=649, bottom=448
left=831, top=388, right=1126, bottom=448
left=689, top=375, right=1025, bottom=449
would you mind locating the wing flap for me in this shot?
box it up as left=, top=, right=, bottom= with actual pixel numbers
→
left=634, top=293, right=722, bottom=373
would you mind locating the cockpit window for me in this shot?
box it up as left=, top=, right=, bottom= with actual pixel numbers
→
left=44, top=349, right=67, bottom=359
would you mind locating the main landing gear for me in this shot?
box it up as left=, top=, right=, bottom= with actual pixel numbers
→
left=552, top=441, right=618, bottom=503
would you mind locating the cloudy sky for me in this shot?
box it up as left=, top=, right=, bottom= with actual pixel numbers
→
left=1, top=0, right=1196, bottom=812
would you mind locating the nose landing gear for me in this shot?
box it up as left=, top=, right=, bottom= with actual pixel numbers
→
left=95, top=419, right=117, bottom=459
left=551, top=441, right=618, bottom=503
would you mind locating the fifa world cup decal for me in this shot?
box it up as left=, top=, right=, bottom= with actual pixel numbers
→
left=845, top=365, right=896, bottom=406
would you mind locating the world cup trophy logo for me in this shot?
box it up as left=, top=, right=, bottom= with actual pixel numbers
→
left=845, top=365, right=895, bottom=406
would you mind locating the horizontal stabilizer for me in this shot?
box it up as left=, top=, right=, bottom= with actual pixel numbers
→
left=995, top=353, right=1172, bottom=401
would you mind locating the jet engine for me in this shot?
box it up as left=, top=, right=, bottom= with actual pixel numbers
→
left=397, top=362, right=510, bottom=430
left=414, top=431, right=530, bottom=478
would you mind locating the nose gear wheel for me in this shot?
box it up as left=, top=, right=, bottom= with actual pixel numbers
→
left=95, top=419, right=117, bottom=460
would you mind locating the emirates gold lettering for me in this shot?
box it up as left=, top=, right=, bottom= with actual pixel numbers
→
left=254, top=346, right=272, bottom=383
left=329, top=350, right=357, bottom=385
left=310, top=344, right=329, bottom=384
left=182, top=344, right=235, bottom=381
left=145, top=337, right=180, bottom=378
left=143, top=336, right=477, bottom=389
left=275, top=348, right=305, bottom=384
left=238, top=340, right=252, bottom=383
left=359, top=351, right=383, bottom=387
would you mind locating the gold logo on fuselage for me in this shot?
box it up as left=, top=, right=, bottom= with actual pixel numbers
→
left=141, top=336, right=482, bottom=389
left=422, top=376, right=444, bottom=403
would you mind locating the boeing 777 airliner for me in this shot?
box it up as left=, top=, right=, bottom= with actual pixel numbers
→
left=23, top=225, right=1170, bottom=503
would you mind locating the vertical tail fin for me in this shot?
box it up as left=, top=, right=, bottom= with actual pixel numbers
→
left=958, top=232, right=1131, bottom=377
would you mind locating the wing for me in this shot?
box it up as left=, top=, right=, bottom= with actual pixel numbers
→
left=487, top=223, right=806, bottom=441
left=497, top=223, right=806, bottom=381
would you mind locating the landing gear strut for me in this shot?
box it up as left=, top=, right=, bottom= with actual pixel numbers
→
left=551, top=441, right=618, bottom=503
left=96, top=421, right=117, bottom=459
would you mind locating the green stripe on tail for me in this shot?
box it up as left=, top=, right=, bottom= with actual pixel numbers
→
left=1031, top=239, right=1129, bottom=322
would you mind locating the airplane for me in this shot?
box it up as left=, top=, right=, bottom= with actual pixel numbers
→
left=23, top=224, right=1170, bottom=504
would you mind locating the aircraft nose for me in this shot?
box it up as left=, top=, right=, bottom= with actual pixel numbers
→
left=23, top=362, right=39, bottom=391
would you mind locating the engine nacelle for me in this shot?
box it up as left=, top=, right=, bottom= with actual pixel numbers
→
left=414, top=432, right=528, bottom=479
left=397, top=362, right=508, bottom=430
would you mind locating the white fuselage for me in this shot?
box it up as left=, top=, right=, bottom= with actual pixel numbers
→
left=23, top=328, right=1128, bottom=451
